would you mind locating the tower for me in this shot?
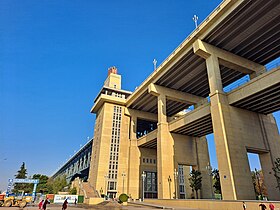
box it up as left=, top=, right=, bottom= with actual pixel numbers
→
left=88, top=67, right=132, bottom=198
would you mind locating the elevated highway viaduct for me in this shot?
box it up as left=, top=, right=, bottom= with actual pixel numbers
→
left=125, top=0, right=280, bottom=200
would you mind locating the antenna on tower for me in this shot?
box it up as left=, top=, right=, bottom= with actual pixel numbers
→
left=153, top=59, right=157, bottom=71
left=192, top=15, right=198, bottom=29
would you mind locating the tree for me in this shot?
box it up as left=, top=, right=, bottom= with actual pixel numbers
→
left=272, top=158, right=280, bottom=189
left=13, top=162, right=31, bottom=193
left=70, top=187, right=77, bottom=195
left=32, top=174, right=49, bottom=194
left=212, top=169, right=221, bottom=194
left=47, top=175, right=68, bottom=194
left=251, top=169, right=267, bottom=198
left=189, top=169, right=202, bottom=199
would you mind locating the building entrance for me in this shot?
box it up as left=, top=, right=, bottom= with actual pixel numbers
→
left=144, top=171, right=157, bottom=199
left=107, top=192, right=116, bottom=199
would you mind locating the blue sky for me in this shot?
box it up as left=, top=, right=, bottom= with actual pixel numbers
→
left=0, top=0, right=279, bottom=192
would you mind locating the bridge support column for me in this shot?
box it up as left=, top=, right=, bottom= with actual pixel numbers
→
left=258, top=114, right=280, bottom=200
left=193, top=136, right=213, bottom=199
left=127, top=115, right=141, bottom=199
left=157, top=94, right=175, bottom=199
left=206, top=55, right=255, bottom=200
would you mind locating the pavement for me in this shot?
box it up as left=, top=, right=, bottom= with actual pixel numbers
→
left=0, top=202, right=199, bottom=210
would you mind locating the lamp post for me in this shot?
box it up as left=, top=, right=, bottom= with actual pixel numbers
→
left=153, top=59, right=157, bottom=71
left=168, top=176, right=172, bottom=199
left=104, top=175, right=108, bottom=196
left=206, top=163, right=214, bottom=199
left=192, top=15, right=199, bottom=28
left=141, top=171, right=146, bottom=201
left=122, top=172, right=126, bottom=193
left=174, top=169, right=178, bottom=199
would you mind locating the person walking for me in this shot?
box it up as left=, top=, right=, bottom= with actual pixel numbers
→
left=42, top=199, right=50, bottom=210
left=62, top=199, right=68, bottom=210
left=269, top=203, right=275, bottom=210
left=242, top=201, right=247, bottom=210
left=38, top=199, right=44, bottom=210
left=259, top=203, right=267, bottom=210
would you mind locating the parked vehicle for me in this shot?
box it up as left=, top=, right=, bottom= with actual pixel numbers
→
left=2, top=191, right=31, bottom=208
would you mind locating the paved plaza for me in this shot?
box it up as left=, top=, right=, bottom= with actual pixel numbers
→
left=0, top=202, right=199, bottom=210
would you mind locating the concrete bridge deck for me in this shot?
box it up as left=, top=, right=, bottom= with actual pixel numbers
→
left=228, top=66, right=280, bottom=114
left=137, top=65, right=280, bottom=148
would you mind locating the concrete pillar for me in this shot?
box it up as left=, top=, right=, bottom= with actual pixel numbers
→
left=206, top=55, right=255, bottom=200
left=127, top=116, right=141, bottom=199
left=157, top=94, right=175, bottom=199
left=194, top=137, right=213, bottom=199
left=259, top=114, right=280, bottom=200
left=206, top=55, right=223, bottom=94
left=183, top=166, right=193, bottom=198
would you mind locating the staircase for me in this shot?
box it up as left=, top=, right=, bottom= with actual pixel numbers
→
left=81, top=182, right=99, bottom=198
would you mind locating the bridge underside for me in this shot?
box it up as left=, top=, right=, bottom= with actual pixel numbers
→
left=69, top=167, right=90, bottom=182
left=228, top=67, right=280, bottom=114
left=128, top=0, right=280, bottom=117
left=231, top=83, right=280, bottom=114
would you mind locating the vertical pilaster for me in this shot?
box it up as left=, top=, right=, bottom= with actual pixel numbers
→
left=206, top=55, right=255, bottom=200
left=127, top=116, right=141, bottom=199
left=157, top=94, right=175, bottom=199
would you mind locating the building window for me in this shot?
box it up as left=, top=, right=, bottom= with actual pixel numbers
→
left=143, top=171, right=158, bottom=199
left=108, top=106, right=122, bottom=189
left=108, top=181, right=116, bottom=190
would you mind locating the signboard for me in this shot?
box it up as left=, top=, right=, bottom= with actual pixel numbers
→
left=53, top=195, right=78, bottom=204
left=9, top=179, right=39, bottom=184
left=6, top=178, right=39, bottom=201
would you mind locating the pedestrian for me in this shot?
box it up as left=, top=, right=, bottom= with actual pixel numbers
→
left=74, top=198, right=77, bottom=205
left=38, top=199, right=44, bottom=210
left=259, top=203, right=267, bottom=210
left=269, top=203, right=275, bottom=210
left=62, top=199, right=68, bottom=210
left=242, top=201, right=246, bottom=210
left=42, top=199, right=50, bottom=210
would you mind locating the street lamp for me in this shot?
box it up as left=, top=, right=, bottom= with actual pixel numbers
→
left=104, top=175, right=108, bottom=196
left=206, top=163, right=214, bottom=199
left=153, top=59, right=157, bottom=71
left=122, top=172, right=126, bottom=193
left=192, top=15, right=199, bottom=29
left=174, top=169, right=178, bottom=199
left=141, top=171, right=146, bottom=201
left=168, top=176, right=172, bottom=199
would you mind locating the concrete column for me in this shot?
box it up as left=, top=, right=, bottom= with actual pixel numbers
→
left=157, top=94, right=175, bottom=199
left=127, top=116, right=141, bottom=199
left=206, top=55, right=223, bottom=95
left=259, top=114, right=280, bottom=200
left=194, top=137, right=213, bottom=199
left=183, top=166, right=193, bottom=198
left=206, top=55, right=255, bottom=200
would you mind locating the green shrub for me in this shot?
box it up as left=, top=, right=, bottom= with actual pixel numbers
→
left=118, top=193, right=129, bottom=203
left=70, top=187, right=77, bottom=195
